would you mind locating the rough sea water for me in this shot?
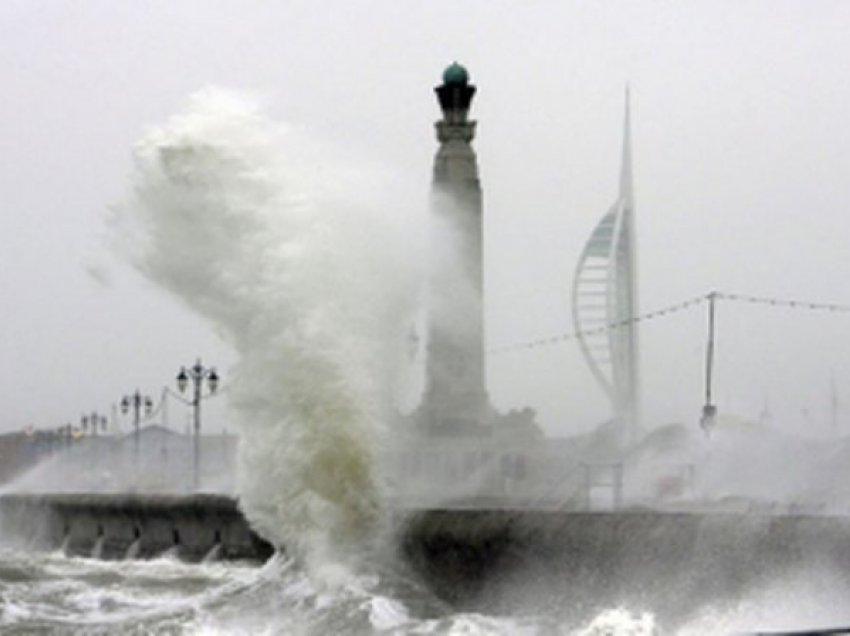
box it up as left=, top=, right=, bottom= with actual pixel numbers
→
left=5, top=543, right=850, bottom=635
left=0, top=547, right=661, bottom=635
left=3, top=89, right=850, bottom=634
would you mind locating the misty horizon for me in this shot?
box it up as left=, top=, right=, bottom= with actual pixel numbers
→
left=1, top=2, right=849, bottom=441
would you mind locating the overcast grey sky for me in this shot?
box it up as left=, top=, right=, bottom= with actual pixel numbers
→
left=2, top=0, right=850, bottom=436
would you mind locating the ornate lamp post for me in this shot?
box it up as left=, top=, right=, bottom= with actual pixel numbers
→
left=121, top=390, right=153, bottom=468
left=81, top=412, right=108, bottom=437
left=176, top=359, right=219, bottom=490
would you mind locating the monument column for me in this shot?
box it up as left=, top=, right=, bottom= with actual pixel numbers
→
left=421, top=62, right=489, bottom=434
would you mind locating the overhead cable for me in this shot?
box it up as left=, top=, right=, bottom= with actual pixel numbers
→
left=490, top=290, right=850, bottom=355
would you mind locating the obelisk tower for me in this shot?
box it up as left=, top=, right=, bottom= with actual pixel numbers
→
left=420, top=62, right=490, bottom=434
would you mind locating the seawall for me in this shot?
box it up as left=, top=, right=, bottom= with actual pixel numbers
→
left=5, top=493, right=850, bottom=624
left=0, top=493, right=272, bottom=561
left=399, top=508, right=850, bottom=622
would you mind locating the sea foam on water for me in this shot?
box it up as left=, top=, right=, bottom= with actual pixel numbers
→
left=116, top=87, right=422, bottom=579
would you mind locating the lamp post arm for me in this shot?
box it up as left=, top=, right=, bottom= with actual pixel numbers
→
left=164, top=387, right=193, bottom=406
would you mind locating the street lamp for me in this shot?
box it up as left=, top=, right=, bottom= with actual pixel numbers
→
left=121, top=390, right=153, bottom=469
left=81, top=412, right=108, bottom=437
left=176, top=359, right=219, bottom=490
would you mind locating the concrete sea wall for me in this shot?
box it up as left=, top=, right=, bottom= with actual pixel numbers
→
left=0, top=493, right=272, bottom=561
left=399, top=508, right=850, bottom=622
left=5, top=493, right=850, bottom=625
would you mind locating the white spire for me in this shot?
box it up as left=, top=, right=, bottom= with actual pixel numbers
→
left=619, top=84, right=634, bottom=204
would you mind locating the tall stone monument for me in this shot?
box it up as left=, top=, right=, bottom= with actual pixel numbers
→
left=417, top=62, right=491, bottom=435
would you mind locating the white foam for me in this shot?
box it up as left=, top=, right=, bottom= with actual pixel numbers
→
left=571, top=608, right=657, bottom=636
left=368, top=595, right=410, bottom=631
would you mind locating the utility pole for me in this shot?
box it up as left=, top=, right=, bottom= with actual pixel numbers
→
left=700, top=292, right=718, bottom=435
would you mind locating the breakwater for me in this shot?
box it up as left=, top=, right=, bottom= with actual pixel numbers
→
left=0, top=493, right=272, bottom=561
left=4, top=493, right=850, bottom=621
left=399, top=508, right=850, bottom=619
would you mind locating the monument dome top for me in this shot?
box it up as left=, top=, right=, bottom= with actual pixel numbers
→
left=442, top=62, right=469, bottom=85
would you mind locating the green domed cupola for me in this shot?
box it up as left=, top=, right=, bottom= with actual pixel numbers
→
left=436, top=61, right=476, bottom=116
left=442, top=61, right=469, bottom=85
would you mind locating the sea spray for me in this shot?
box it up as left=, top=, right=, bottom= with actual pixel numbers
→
left=115, top=88, right=422, bottom=577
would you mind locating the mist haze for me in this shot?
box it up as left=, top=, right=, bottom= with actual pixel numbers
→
left=3, top=4, right=850, bottom=633
left=2, top=1, right=850, bottom=454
